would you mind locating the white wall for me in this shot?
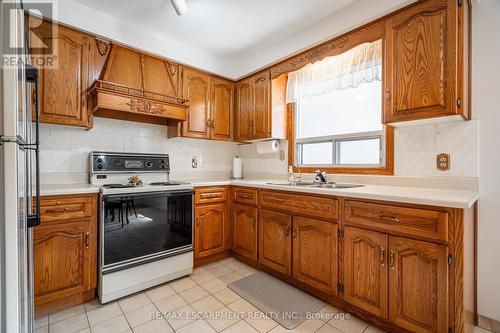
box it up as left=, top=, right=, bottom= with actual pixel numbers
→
left=473, top=0, right=500, bottom=322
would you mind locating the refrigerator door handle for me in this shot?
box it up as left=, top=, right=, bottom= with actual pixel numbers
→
left=25, top=65, right=40, bottom=228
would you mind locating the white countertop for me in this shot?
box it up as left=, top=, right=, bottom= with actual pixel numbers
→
left=40, top=183, right=99, bottom=196
left=190, top=179, right=478, bottom=209
left=41, top=179, right=478, bottom=209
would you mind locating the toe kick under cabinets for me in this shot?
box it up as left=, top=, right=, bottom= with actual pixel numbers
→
left=193, top=186, right=475, bottom=333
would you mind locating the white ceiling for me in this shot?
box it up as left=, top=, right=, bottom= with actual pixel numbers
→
left=59, top=0, right=413, bottom=78
left=74, top=0, right=355, bottom=57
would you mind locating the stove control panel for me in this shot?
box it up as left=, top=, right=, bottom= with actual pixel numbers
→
left=91, top=152, right=170, bottom=173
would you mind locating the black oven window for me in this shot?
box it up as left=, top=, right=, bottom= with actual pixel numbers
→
left=103, top=192, right=192, bottom=267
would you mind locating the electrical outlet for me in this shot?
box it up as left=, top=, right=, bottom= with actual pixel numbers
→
left=436, top=153, right=450, bottom=171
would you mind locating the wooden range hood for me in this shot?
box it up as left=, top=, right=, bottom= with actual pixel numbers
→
left=91, top=45, right=188, bottom=125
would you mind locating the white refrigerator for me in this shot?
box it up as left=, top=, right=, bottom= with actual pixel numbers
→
left=0, top=1, right=40, bottom=332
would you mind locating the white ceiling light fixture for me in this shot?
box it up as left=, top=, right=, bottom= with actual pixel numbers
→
left=170, top=0, right=189, bottom=15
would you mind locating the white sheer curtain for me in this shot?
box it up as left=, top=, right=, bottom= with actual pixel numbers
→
left=286, top=39, right=382, bottom=103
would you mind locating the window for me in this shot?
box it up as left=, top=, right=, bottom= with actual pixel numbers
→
left=286, top=39, right=392, bottom=173
left=295, top=81, right=384, bottom=167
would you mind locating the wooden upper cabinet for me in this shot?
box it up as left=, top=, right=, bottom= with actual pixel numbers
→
left=383, top=0, right=469, bottom=123
left=388, top=236, right=448, bottom=333
left=182, top=68, right=211, bottom=139
left=234, top=71, right=286, bottom=141
left=344, top=227, right=388, bottom=319
left=292, top=216, right=338, bottom=294
left=235, top=78, right=253, bottom=141
left=258, top=209, right=292, bottom=277
left=252, top=72, right=271, bottom=139
left=232, top=204, right=258, bottom=261
left=194, top=204, right=228, bottom=259
left=210, top=77, right=234, bottom=140
left=30, top=22, right=92, bottom=127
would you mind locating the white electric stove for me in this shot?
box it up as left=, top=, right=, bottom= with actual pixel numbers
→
left=90, top=152, right=194, bottom=303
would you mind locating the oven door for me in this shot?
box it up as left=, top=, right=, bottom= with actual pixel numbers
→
left=101, top=190, right=193, bottom=273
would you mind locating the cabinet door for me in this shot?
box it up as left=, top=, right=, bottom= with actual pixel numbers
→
left=292, top=216, right=338, bottom=294
left=232, top=204, right=258, bottom=261
left=210, top=78, right=233, bottom=141
left=344, top=227, right=388, bottom=318
left=388, top=236, right=448, bottom=333
left=194, top=204, right=227, bottom=259
left=384, top=0, right=458, bottom=123
left=31, top=23, right=91, bottom=127
left=258, top=209, right=292, bottom=276
left=182, top=68, right=210, bottom=138
left=235, top=79, right=253, bottom=141
left=33, top=221, right=91, bottom=305
left=252, top=71, right=271, bottom=139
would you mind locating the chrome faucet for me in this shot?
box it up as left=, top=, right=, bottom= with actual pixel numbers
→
left=314, top=170, right=327, bottom=183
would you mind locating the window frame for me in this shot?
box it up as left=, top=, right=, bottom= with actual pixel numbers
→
left=287, top=103, right=394, bottom=175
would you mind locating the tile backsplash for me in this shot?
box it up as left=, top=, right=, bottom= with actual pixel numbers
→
left=40, top=117, right=478, bottom=179
left=39, top=117, right=239, bottom=175
left=394, top=120, right=478, bottom=177
left=238, top=119, right=479, bottom=178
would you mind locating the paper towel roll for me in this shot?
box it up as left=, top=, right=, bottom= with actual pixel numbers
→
left=232, top=157, right=242, bottom=179
left=256, top=140, right=280, bottom=154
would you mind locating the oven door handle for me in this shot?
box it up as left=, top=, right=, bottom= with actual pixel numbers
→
left=104, top=190, right=193, bottom=200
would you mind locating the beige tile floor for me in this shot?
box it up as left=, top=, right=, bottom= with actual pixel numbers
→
left=34, top=257, right=485, bottom=333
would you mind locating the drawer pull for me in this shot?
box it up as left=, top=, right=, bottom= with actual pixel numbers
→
left=380, top=246, right=385, bottom=266
left=237, top=193, right=252, bottom=199
left=85, top=232, right=90, bottom=248
left=45, top=207, right=70, bottom=214
left=390, top=249, right=395, bottom=270
left=379, top=215, right=400, bottom=223
left=201, top=193, right=222, bottom=199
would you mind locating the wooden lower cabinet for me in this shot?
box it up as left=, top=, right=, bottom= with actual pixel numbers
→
left=258, top=209, right=292, bottom=276
left=388, top=236, right=448, bottom=333
left=343, top=227, right=388, bottom=318
left=194, top=204, right=228, bottom=258
left=292, top=216, right=338, bottom=295
left=34, top=194, right=97, bottom=315
left=232, top=204, right=258, bottom=261
left=34, top=221, right=91, bottom=304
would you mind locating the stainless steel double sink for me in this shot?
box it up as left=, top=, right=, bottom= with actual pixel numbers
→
left=266, top=181, right=364, bottom=189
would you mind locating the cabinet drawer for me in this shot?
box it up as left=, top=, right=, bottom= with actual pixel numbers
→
left=232, top=187, right=258, bottom=205
left=40, top=195, right=94, bottom=223
left=194, top=187, right=228, bottom=204
left=260, top=190, right=338, bottom=220
left=344, top=200, right=449, bottom=242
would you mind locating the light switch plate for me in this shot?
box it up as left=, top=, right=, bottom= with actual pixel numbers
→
left=436, top=153, right=450, bottom=171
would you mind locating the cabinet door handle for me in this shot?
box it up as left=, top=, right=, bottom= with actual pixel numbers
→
left=390, top=249, right=395, bottom=270
left=284, top=224, right=290, bottom=237
left=292, top=225, right=297, bottom=239
left=251, top=217, right=256, bottom=228
left=85, top=232, right=90, bottom=248
left=196, top=216, right=200, bottom=227
left=379, top=215, right=400, bottom=223
left=380, top=246, right=385, bottom=266
left=385, top=89, right=391, bottom=103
